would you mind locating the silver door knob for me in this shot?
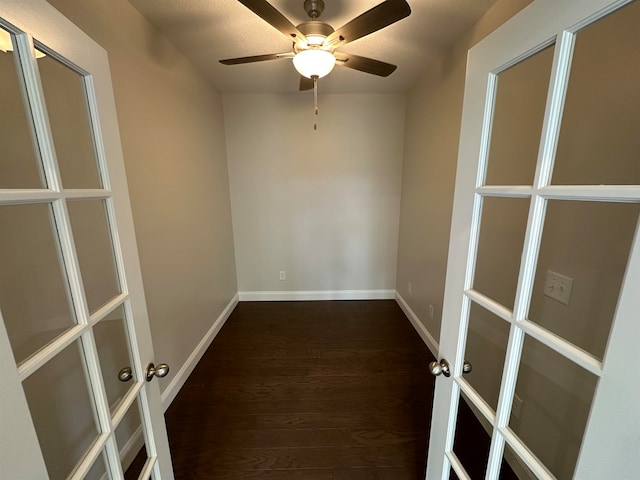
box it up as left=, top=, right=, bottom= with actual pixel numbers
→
left=463, top=360, right=472, bottom=374
left=145, top=363, right=170, bottom=382
left=118, top=367, right=133, bottom=382
left=429, top=359, right=451, bottom=377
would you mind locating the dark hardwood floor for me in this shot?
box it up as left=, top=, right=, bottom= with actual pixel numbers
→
left=126, top=300, right=521, bottom=479
left=128, top=300, right=436, bottom=479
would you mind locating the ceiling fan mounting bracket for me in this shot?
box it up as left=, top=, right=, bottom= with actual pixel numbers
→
left=304, top=0, right=325, bottom=19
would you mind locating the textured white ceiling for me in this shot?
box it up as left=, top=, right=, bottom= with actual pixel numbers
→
left=127, top=0, right=497, bottom=93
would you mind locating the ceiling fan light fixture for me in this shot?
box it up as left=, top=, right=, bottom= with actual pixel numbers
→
left=293, top=49, right=336, bottom=79
left=305, top=34, right=326, bottom=46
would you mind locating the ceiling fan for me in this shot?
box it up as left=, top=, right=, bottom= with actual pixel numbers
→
left=220, top=0, right=412, bottom=91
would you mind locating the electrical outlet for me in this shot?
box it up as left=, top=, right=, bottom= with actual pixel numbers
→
left=279, top=271, right=286, bottom=281
left=408, top=282, right=412, bottom=295
left=511, top=394, right=523, bottom=419
left=543, top=270, right=573, bottom=305
left=428, top=305, right=434, bottom=320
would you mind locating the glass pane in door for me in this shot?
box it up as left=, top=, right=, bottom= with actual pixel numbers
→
left=67, top=199, right=120, bottom=312
left=86, top=451, right=111, bottom=480
left=500, top=443, right=536, bottom=479
left=452, top=392, right=491, bottom=479
left=94, top=304, right=135, bottom=413
left=0, top=203, right=75, bottom=364
left=473, top=197, right=530, bottom=309
left=508, top=336, right=598, bottom=479
left=529, top=200, right=640, bottom=359
left=21, top=339, right=100, bottom=480
left=116, top=401, right=151, bottom=479
left=0, top=28, right=45, bottom=189
left=449, top=469, right=462, bottom=480
left=36, top=47, right=102, bottom=188
left=485, top=44, right=555, bottom=186
left=552, top=0, right=640, bottom=185
left=464, top=302, right=510, bottom=411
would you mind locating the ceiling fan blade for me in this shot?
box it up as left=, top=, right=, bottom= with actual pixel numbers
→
left=220, top=52, right=294, bottom=65
left=324, top=0, right=411, bottom=48
left=238, top=0, right=307, bottom=46
left=299, top=76, right=314, bottom=91
left=335, top=53, right=397, bottom=77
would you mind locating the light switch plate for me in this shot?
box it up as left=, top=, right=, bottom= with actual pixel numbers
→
left=543, top=270, right=573, bottom=305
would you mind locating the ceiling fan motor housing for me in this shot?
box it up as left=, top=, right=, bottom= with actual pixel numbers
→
left=297, top=21, right=334, bottom=38
left=304, top=0, right=325, bottom=19
left=295, top=21, right=335, bottom=51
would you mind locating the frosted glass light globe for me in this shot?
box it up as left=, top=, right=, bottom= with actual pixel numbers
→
left=293, top=49, right=336, bottom=79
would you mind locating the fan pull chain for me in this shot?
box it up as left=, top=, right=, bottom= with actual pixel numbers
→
left=313, top=75, right=318, bottom=130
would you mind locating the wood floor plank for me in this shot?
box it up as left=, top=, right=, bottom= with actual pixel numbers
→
left=169, top=428, right=353, bottom=449
left=184, top=467, right=423, bottom=480
left=192, top=352, right=427, bottom=377
left=187, top=468, right=335, bottom=479
left=162, top=410, right=430, bottom=431
left=179, top=376, right=430, bottom=404
left=188, top=445, right=422, bottom=470
left=169, top=393, right=432, bottom=415
left=350, top=429, right=429, bottom=447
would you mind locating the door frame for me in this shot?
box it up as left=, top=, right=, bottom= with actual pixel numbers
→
left=426, top=0, right=640, bottom=478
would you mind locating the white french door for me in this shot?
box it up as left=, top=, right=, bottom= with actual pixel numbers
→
left=0, top=1, right=173, bottom=478
left=427, top=0, right=640, bottom=479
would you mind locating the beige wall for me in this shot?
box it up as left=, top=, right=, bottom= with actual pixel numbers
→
left=395, top=0, right=531, bottom=346
left=395, top=0, right=533, bottom=475
left=224, top=93, right=405, bottom=297
left=46, top=0, right=238, bottom=393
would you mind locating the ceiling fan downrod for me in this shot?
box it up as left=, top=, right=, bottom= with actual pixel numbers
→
left=304, top=0, right=325, bottom=19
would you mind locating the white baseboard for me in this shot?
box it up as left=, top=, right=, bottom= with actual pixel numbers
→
left=395, top=291, right=439, bottom=357
left=160, top=293, right=239, bottom=410
left=238, top=290, right=395, bottom=301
